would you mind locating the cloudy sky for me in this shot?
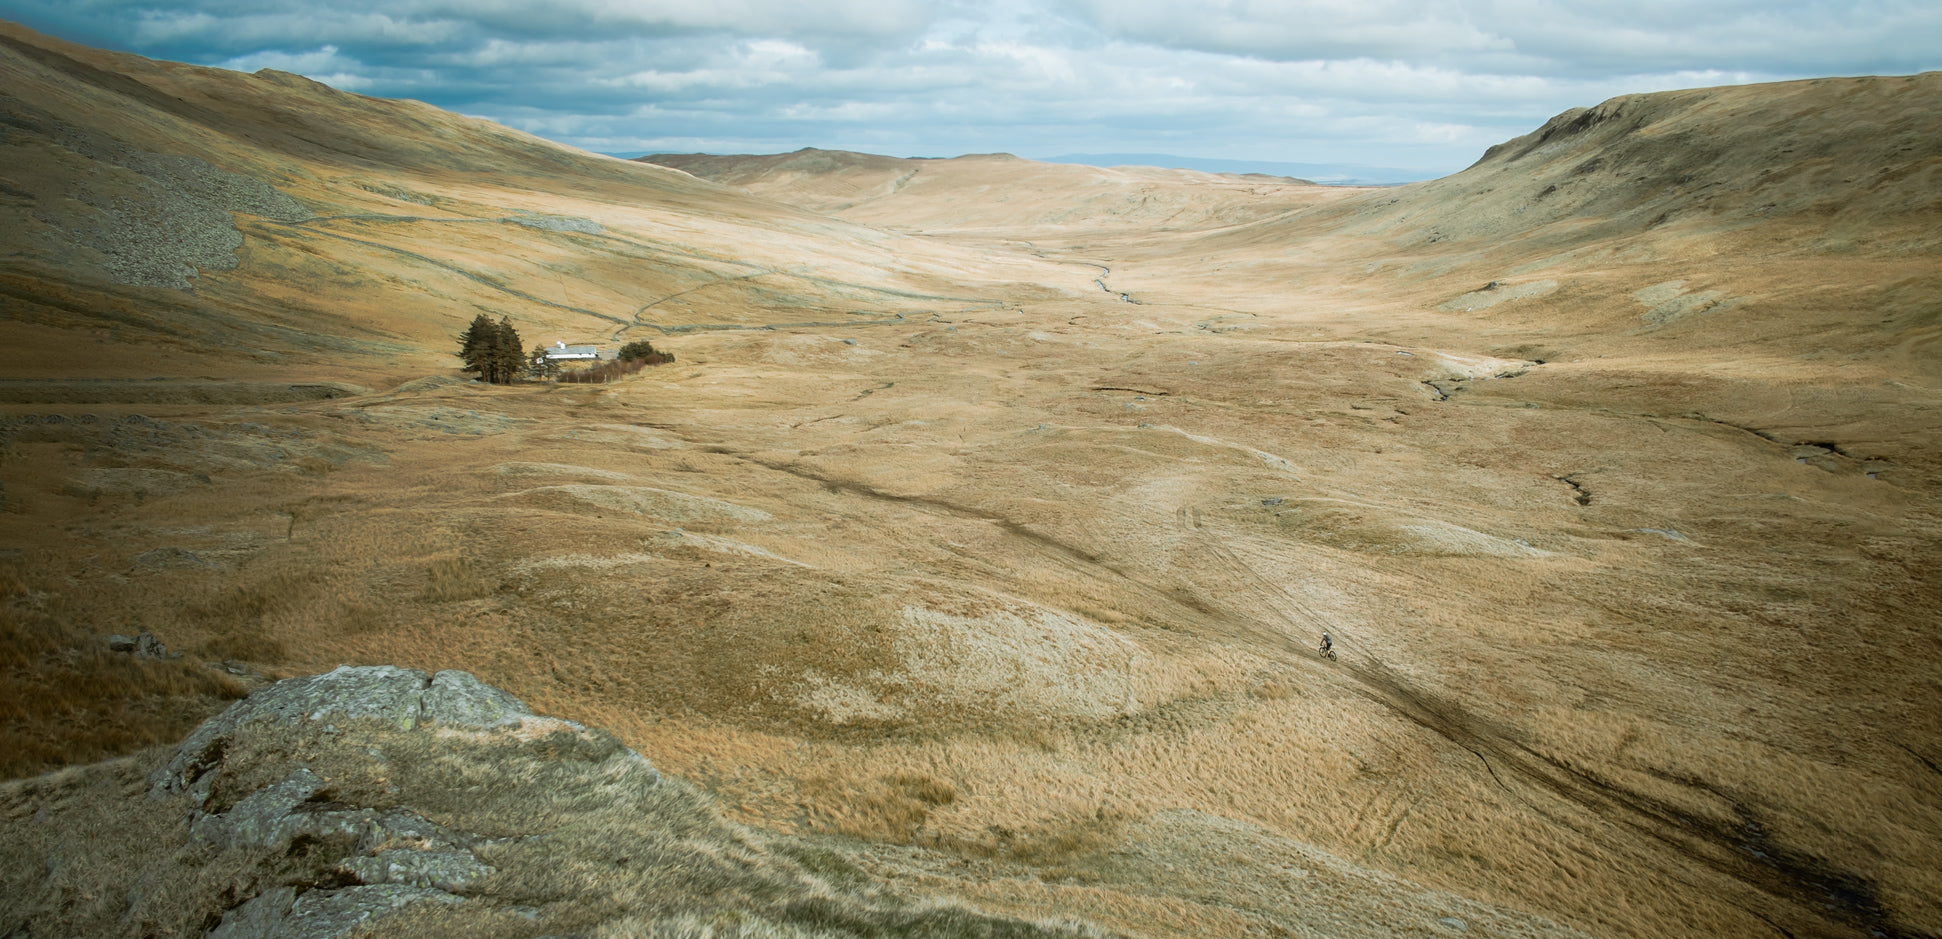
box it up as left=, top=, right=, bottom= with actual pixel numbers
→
left=7, top=0, right=1939, bottom=177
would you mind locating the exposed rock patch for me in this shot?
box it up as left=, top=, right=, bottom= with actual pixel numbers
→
left=152, top=665, right=551, bottom=797
left=106, top=630, right=179, bottom=658
left=1, top=665, right=1113, bottom=939
left=1633, top=280, right=1746, bottom=326
left=62, top=467, right=207, bottom=499
left=208, top=884, right=465, bottom=939
left=498, top=483, right=771, bottom=523
left=338, top=405, right=523, bottom=436
left=0, top=104, right=310, bottom=288
left=504, top=212, right=601, bottom=234
left=1438, top=279, right=1559, bottom=312
left=489, top=460, right=637, bottom=482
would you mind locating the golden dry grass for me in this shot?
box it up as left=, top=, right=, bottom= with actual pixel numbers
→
left=0, top=563, right=249, bottom=779
left=1, top=24, right=1939, bottom=939
left=0, top=710, right=1122, bottom=939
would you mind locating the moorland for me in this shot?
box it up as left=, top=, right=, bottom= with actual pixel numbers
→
left=1, top=21, right=1939, bottom=939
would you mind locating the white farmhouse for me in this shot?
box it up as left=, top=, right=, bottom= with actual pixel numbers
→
left=543, top=341, right=606, bottom=362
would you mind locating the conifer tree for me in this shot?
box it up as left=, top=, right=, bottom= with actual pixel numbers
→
left=456, top=314, right=526, bottom=383
left=490, top=316, right=524, bottom=384
left=456, top=313, right=497, bottom=381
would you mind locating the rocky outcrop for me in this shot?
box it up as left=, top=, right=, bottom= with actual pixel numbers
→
left=207, top=884, right=464, bottom=939
left=0, top=94, right=311, bottom=289
left=147, top=666, right=603, bottom=938
left=151, top=665, right=560, bottom=800
left=0, top=665, right=1104, bottom=939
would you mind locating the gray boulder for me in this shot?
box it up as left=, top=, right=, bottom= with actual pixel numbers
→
left=422, top=669, right=531, bottom=728
left=7, top=664, right=1113, bottom=939
left=208, top=884, right=464, bottom=939
left=107, top=631, right=177, bottom=658
left=357, top=809, right=469, bottom=855
left=150, top=668, right=562, bottom=936
left=341, top=849, right=493, bottom=892
left=151, top=665, right=563, bottom=798
left=190, top=768, right=327, bottom=848
left=205, top=886, right=298, bottom=939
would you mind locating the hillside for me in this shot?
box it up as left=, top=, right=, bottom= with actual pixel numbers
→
left=2, top=20, right=1940, bottom=939
left=644, top=148, right=1354, bottom=233
left=0, top=23, right=1078, bottom=386
left=1100, top=72, right=1942, bottom=478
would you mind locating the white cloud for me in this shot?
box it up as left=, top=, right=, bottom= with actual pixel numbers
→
left=972, top=40, right=1080, bottom=84
left=777, top=100, right=905, bottom=122
left=212, top=43, right=345, bottom=75
left=1057, top=0, right=1942, bottom=76
left=1064, top=0, right=1511, bottom=60
left=1409, top=121, right=1475, bottom=144
left=8, top=0, right=1939, bottom=174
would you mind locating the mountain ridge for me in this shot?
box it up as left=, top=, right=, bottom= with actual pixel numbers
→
left=639, top=147, right=1361, bottom=233
left=1039, top=152, right=1431, bottom=185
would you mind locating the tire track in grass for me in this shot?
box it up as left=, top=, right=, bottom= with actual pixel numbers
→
left=1160, top=504, right=1906, bottom=939
left=1341, top=647, right=1910, bottom=939
left=625, top=428, right=1901, bottom=938
left=725, top=454, right=1229, bottom=627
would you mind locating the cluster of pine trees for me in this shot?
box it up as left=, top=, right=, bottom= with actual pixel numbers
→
left=456, top=314, right=525, bottom=384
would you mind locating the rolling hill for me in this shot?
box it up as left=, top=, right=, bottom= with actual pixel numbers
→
left=643, top=147, right=1356, bottom=234
left=2, top=20, right=1939, bottom=939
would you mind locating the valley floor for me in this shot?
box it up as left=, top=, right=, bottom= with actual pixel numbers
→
left=5, top=240, right=1938, bottom=937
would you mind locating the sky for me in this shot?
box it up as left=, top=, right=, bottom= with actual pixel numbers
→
left=5, top=0, right=1939, bottom=178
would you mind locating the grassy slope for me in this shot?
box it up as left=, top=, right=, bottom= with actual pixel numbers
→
left=0, top=23, right=1068, bottom=385
left=644, top=148, right=1358, bottom=233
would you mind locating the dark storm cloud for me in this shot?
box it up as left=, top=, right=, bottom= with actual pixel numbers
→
left=4, top=0, right=1937, bottom=174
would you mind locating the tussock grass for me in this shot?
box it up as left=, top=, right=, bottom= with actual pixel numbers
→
left=0, top=573, right=246, bottom=778
left=421, top=554, right=497, bottom=602
left=6, top=389, right=1933, bottom=939
left=803, top=768, right=958, bottom=842
left=0, top=711, right=1122, bottom=939
left=958, top=806, right=1133, bottom=868
left=2, top=98, right=1939, bottom=937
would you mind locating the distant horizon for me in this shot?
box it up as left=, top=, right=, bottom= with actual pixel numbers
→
left=621, top=148, right=1441, bottom=187
left=7, top=3, right=1938, bottom=174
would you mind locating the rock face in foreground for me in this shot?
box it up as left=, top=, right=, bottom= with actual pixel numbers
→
left=151, top=666, right=592, bottom=938
left=1, top=666, right=1111, bottom=939
left=150, top=665, right=551, bottom=798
